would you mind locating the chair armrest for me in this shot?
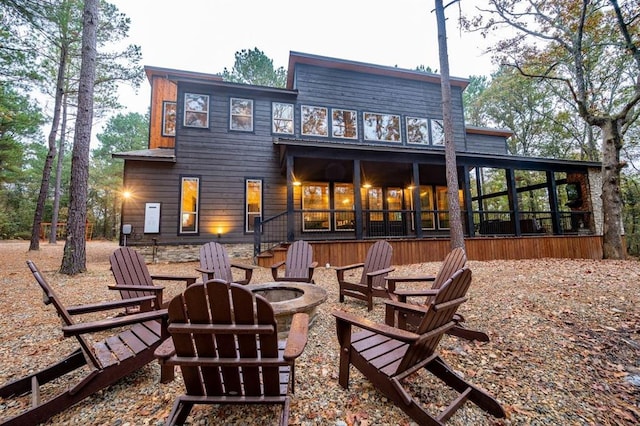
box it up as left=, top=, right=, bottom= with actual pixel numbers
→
left=332, top=310, right=418, bottom=343
left=270, top=260, right=286, bottom=270
left=154, top=337, right=175, bottom=361
left=392, top=288, right=439, bottom=302
left=151, top=274, right=197, bottom=285
left=108, top=284, right=164, bottom=293
left=385, top=275, right=436, bottom=284
left=334, top=263, right=364, bottom=272
left=66, top=295, right=158, bottom=315
left=366, top=266, right=396, bottom=278
left=284, top=313, right=309, bottom=360
left=230, top=263, right=257, bottom=271
left=384, top=299, right=430, bottom=317
left=62, top=309, right=168, bottom=337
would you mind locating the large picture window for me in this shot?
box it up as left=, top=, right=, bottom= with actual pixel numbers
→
left=302, top=183, right=329, bottom=231
left=180, top=177, right=200, bottom=234
left=363, top=112, right=401, bottom=142
left=184, top=93, right=209, bottom=128
left=406, top=117, right=429, bottom=144
left=334, top=183, right=355, bottom=230
left=245, top=179, right=262, bottom=233
left=230, top=98, right=253, bottom=131
left=332, top=109, right=358, bottom=139
left=272, top=102, right=294, bottom=134
left=301, top=105, right=328, bottom=136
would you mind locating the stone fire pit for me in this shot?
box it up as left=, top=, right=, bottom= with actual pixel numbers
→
left=247, top=282, right=327, bottom=335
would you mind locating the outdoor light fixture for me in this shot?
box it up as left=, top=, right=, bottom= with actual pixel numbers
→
left=217, top=227, right=223, bottom=239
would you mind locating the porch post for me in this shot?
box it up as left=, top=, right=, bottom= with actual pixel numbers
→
left=462, top=165, right=474, bottom=236
left=286, top=154, right=295, bottom=242
left=353, top=159, right=363, bottom=240
left=506, top=168, right=521, bottom=235
left=547, top=170, right=561, bottom=234
left=412, top=162, right=422, bottom=238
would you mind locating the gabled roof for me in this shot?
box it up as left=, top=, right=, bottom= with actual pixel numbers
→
left=286, top=51, right=470, bottom=90
left=144, top=65, right=223, bottom=84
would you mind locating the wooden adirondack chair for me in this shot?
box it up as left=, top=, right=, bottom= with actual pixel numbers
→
left=155, top=279, right=309, bottom=425
left=109, top=247, right=197, bottom=313
left=197, top=241, right=256, bottom=285
left=270, top=240, right=318, bottom=283
left=0, top=261, right=170, bottom=426
left=333, top=268, right=505, bottom=425
left=336, top=240, right=395, bottom=310
left=385, top=247, right=489, bottom=342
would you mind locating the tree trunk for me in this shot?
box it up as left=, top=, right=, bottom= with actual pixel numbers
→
left=29, top=44, right=67, bottom=251
left=49, top=91, right=68, bottom=244
left=60, top=0, right=98, bottom=274
left=435, top=0, right=465, bottom=250
left=600, top=118, right=625, bottom=259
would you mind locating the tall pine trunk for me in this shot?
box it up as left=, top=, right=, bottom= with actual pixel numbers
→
left=28, top=44, right=67, bottom=251
left=60, top=0, right=98, bottom=274
left=435, top=0, right=465, bottom=250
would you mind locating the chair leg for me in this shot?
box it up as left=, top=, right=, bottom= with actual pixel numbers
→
left=426, top=356, right=505, bottom=418
left=166, top=397, right=193, bottom=425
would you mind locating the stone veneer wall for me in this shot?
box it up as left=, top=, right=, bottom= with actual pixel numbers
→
left=588, top=166, right=604, bottom=236
left=134, top=243, right=255, bottom=264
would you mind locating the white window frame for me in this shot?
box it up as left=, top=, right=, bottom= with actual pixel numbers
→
left=363, top=112, right=401, bottom=142
left=406, top=116, right=429, bottom=144
left=272, top=102, right=294, bottom=134
left=230, top=97, right=254, bottom=131
left=301, top=105, right=328, bottom=137
left=183, top=93, right=209, bottom=128
left=331, top=108, right=358, bottom=139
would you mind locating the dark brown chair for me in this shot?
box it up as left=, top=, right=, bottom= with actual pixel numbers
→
left=333, top=268, right=505, bottom=425
left=336, top=240, right=394, bottom=310
left=0, top=261, right=170, bottom=426
left=155, top=279, right=309, bottom=425
left=385, top=247, right=489, bottom=341
left=197, top=241, right=256, bottom=285
left=109, top=247, right=197, bottom=313
left=270, top=240, right=318, bottom=283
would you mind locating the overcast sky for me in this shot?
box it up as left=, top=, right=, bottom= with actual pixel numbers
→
left=107, top=0, right=498, bottom=116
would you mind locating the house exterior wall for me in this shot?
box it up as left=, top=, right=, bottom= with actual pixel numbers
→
left=119, top=53, right=601, bottom=249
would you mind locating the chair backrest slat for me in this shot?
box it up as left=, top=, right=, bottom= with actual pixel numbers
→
left=359, top=240, right=393, bottom=288
left=398, top=268, right=472, bottom=372
left=26, top=260, right=101, bottom=369
left=284, top=240, right=313, bottom=279
left=109, top=247, right=154, bottom=299
left=199, top=242, right=233, bottom=282
left=168, top=280, right=282, bottom=398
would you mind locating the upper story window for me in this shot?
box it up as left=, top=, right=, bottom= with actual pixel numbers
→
left=230, top=98, right=253, bottom=131
left=431, top=119, right=444, bottom=145
left=184, top=93, right=209, bottom=128
left=331, top=108, right=358, bottom=139
left=162, top=101, right=176, bottom=136
left=301, top=105, right=328, bottom=137
left=363, top=112, right=401, bottom=142
left=272, top=102, right=294, bottom=134
left=406, top=117, right=429, bottom=144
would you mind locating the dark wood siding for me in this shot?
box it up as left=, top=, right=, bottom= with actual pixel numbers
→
left=466, top=132, right=508, bottom=155
left=292, top=64, right=468, bottom=150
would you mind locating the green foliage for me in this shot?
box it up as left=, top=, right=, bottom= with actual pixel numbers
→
left=221, top=48, right=287, bottom=88
left=0, top=84, right=43, bottom=184
left=90, top=112, right=148, bottom=239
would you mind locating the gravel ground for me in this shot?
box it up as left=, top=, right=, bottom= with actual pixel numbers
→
left=0, top=240, right=639, bottom=425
